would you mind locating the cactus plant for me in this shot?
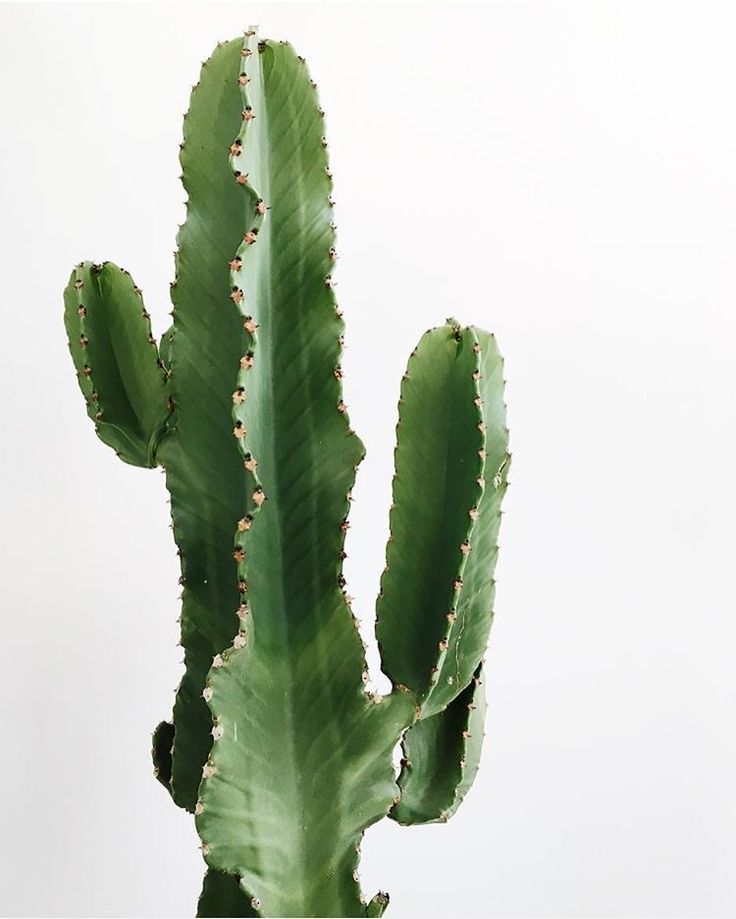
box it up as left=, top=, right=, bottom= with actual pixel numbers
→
left=63, top=28, right=510, bottom=918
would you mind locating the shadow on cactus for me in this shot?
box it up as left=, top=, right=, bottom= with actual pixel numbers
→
left=63, top=28, right=510, bottom=919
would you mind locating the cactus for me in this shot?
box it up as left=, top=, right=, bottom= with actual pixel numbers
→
left=63, top=29, right=510, bottom=918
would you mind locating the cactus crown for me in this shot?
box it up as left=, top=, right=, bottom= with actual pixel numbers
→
left=63, top=29, right=510, bottom=918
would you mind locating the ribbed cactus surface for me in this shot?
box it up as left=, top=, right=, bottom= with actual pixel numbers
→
left=64, top=29, right=510, bottom=918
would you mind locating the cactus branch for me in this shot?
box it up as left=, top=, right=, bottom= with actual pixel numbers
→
left=63, top=261, right=169, bottom=467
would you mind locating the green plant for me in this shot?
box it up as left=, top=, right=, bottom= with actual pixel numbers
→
left=63, top=28, right=510, bottom=919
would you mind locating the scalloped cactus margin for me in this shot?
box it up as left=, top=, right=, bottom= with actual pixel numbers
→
left=63, top=28, right=511, bottom=919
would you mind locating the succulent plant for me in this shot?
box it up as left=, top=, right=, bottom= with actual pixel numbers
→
left=63, top=27, right=510, bottom=918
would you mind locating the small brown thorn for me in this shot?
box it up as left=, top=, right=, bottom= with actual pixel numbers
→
left=232, top=387, right=246, bottom=405
left=244, top=316, right=258, bottom=334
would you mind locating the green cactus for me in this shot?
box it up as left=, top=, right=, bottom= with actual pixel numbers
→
left=63, top=29, right=510, bottom=918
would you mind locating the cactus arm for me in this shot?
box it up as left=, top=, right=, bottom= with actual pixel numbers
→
left=426, top=330, right=510, bottom=715
left=375, top=324, right=509, bottom=717
left=197, top=868, right=259, bottom=918
left=194, top=34, right=416, bottom=917
left=63, top=261, right=169, bottom=467
left=375, top=323, right=491, bottom=704
left=154, top=38, right=260, bottom=812
left=391, top=666, right=487, bottom=826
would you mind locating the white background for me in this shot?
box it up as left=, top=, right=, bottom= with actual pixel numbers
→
left=1, top=2, right=735, bottom=916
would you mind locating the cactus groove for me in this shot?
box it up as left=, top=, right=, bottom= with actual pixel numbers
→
left=63, top=27, right=510, bottom=918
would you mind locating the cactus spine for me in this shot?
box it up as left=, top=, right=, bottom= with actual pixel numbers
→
left=63, top=29, right=510, bottom=918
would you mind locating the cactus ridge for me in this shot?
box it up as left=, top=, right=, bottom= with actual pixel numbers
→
left=63, top=26, right=510, bottom=918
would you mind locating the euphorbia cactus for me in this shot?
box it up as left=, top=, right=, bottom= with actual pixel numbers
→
left=63, top=28, right=510, bottom=918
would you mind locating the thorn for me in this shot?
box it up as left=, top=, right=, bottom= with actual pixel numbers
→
left=237, top=603, right=250, bottom=620
left=211, top=724, right=224, bottom=741
left=478, top=448, right=487, bottom=460
left=438, top=639, right=448, bottom=651
left=79, top=334, right=88, bottom=348
left=329, top=247, right=337, bottom=261
left=453, top=577, right=463, bottom=590
left=202, top=762, right=217, bottom=778
left=229, top=256, right=242, bottom=271
left=477, top=421, right=486, bottom=433
left=233, top=547, right=245, bottom=563
left=244, top=454, right=257, bottom=472
left=250, top=899, right=261, bottom=911
left=229, top=141, right=242, bottom=156
left=477, top=476, right=486, bottom=488
left=474, top=396, right=483, bottom=408
left=82, top=364, right=92, bottom=377
left=233, top=421, right=246, bottom=439
left=238, top=73, right=250, bottom=86
left=242, top=107, right=255, bottom=121
left=469, top=506, right=479, bottom=521
left=237, top=515, right=252, bottom=532
left=244, top=316, right=258, bottom=334
left=472, top=370, right=481, bottom=382
left=231, top=287, right=244, bottom=304
left=240, top=352, right=254, bottom=370
left=76, top=305, right=86, bottom=317
left=200, top=843, right=210, bottom=856
left=334, top=366, right=343, bottom=380
left=238, top=578, right=248, bottom=593
left=460, top=540, right=471, bottom=555
left=256, top=199, right=267, bottom=214
left=252, top=487, right=265, bottom=506
left=195, top=800, right=204, bottom=816
left=462, top=729, right=472, bottom=739
left=337, top=400, right=347, bottom=413
left=74, top=278, right=84, bottom=290
left=235, top=172, right=249, bottom=185
left=340, top=518, right=350, bottom=532
left=244, top=229, right=258, bottom=244
left=202, top=686, right=213, bottom=702
left=233, top=631, right=247, bottom=649
left=212, top=655, right=224, bottom=669
left=324, top=275, right=334, bottom=288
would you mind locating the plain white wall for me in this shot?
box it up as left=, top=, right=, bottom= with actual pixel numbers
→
left=1, top=2, right=735, bottom=916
